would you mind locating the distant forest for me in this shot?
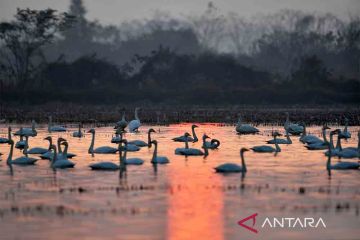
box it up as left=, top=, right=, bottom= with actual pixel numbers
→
left=0, top=0, right=359, bottom=105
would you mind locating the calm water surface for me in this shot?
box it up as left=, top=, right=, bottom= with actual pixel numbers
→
left=0, top=124, right=359, bottom=240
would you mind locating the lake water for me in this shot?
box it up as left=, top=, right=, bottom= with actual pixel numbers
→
left=0, top=124, right=359, bottom=240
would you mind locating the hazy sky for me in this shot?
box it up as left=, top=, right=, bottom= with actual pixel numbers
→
left=0, top=0, right=359, bottom=24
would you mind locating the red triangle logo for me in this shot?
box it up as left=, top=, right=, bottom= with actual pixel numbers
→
left=238, top=213, right=258, bottom=233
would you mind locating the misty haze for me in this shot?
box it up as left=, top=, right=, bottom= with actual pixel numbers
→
left=0, top=1, right=359, bottom=240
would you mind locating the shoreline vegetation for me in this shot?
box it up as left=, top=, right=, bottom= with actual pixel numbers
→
left=1, top=4, right=360, bottom=110
left=0, top=103, right=359, bottom=125
left=0, top=3, right=359, bottom=127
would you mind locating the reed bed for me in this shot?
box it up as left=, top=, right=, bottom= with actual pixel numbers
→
left=0, top=103, right=359, bottom=125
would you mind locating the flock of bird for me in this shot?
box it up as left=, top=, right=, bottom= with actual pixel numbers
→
left=0, top=109, right=359, bottom=176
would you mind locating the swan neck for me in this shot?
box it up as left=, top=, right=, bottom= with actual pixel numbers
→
left=148, top=131, right=152, bottom=147
left=89, top=132, right=95, bottom=153
left=8, top=128, right=11, bottom=140
left=135, top=109, right=139, bottom=120
left=63, top=144, right=68, bottom=155
left=120, top=132, right=124, bottom=140
left=122, top=143, right=128, bottom=163
left=336, top=135, right=342, bottom=151
left=118, top=144, right=122, bottom=164
left=48, top=138, right=52, bottom=150
left=286, top=133, right=292, bottom=143
left=322, top=129, right=328, bottom=143
left=119, top=143, right=125, bottom=166
left=237, top=117, right=242, bottom=126
left=240, top=151, right=247, bottom=172
left=24, top=137, right=29, bottom=156
left=152, top=142, right=158, bottom=161
left=57, top=139, right=63, bottom=153
left=285, top=114, right=289, bottom=128
left=202, top=139, right=208, bottom=157
left=301, top=125, right=306, bottom=137
left=326, top=145, right=331, bottom=170
left=7, top=142, right=14, bottom=165
left=329, top=134, right=334, bottom=149
left=185, top=138, right=189, bottom=149
left=192, top=127, right=198, bottom=142
left=51, top=147, right=57, bottom=166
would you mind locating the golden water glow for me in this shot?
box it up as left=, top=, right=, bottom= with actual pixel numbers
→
left=166, top=158, right=224, bottom=240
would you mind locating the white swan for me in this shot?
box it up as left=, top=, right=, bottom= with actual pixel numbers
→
left=128, top=128, right=156, bottom=147
left=89, top=141, right=124, bottom=171
left=174, top=132, right=192, bottom=155
left=15, top=131, right=26, bottom=150
left=336, top=131, right=360, bottom=158
left=25, top=135, right=49, bottom=154
left=324, top=130, right=342, bottom=156
left=89, top=161, right=119, bottom=170
left=299, top=123, right=322, bottom=144
left=337, top=148, right=360, bottom=158
left=50, top=142, right=75, bottom=169
left=128, top=108, right=141, bottom=133
left=340, top=131, right=360, bottom=152
left=266, top=129, right=292, bottom=144
left=111, top=132, right=122, bottom=144
left=326, top=143, right=359, bottom=170
left=0, top=126, right=11, bottom=144
left=203, top=137, right=220, bottom=149
left=40, top=137, right=57, bottom=159
left=124, top=143, right=140, bottom=152
left=41, top=137, right=76, bottom=160
left=284, top=112, right=303, bottom=135
left=39, top=136, right=54, bottom=159
left=172, top=125, right=198, bottom=142
left=115, top=111, right=128, bottom=131
left=6, top=139, right=38, bottom=165
left=339, top=118, right=351, bottom=139
left=14, top=120, right=37, bottom=137
left=111, top=127, right=126, bottom=143
left=305, top=126, right=331, bottom=150
left=88, top=129, right=118, bottom=156
left=57, top=137, right=77, bottom=159
left=174, top=133, right=207, bottom=156
left=151, top=140, right=170, bottom=164
left=251, top=132, right=281, bottom=153
left=72, top=123, right=83, bottom=138
left=110, top=130, right=140, bottom=151
left=215, top=148, right=249, bottom=173
left=121, top=140, right=144, bottom=165
left=48, top=116, right=66, bottom=132
left=236, top=115, right=259, bottom=134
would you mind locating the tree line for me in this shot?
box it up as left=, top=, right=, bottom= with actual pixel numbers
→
left=0, top=1, right=359, bottom=105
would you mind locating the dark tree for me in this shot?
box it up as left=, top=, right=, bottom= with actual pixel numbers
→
left=0, top=8, right=74, bottom=88
left=64, top=0, right=90, bottom=40
left=292, top=55, right=330, bottom=87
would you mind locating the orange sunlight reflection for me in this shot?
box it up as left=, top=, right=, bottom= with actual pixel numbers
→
left=166, top=158, right=224, bottom=240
